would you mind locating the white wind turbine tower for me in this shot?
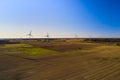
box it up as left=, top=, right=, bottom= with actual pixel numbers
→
left=27, top=31, right=33, bottom=38
left=88, top=35, right=92, bottom=41
left=46, top=32, right=49, bottom=42
left=75, top=34, right=78, bottom=39
left=46, top=32, right=49, bottom=38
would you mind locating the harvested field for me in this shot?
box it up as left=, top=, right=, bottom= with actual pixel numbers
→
left=0, top=40, right=120, bottom=80
left=20, top=40, right=105, bottom=52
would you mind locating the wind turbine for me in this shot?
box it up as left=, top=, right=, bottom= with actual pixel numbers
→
left=75, top=34, right=78, bottom=39
left=46, top=32, right=49, bottom=38
left=88, top=35, right=92, bottom=41
left=27, top=31, right=33, bottom=38
left=46, top=32, right=49, bottom=42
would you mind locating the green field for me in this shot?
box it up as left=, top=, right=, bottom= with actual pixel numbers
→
left=3, top=44, right=57, bottom=55
left=0, top=40, right=120, bottom=80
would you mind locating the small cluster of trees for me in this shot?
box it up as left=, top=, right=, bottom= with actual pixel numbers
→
left=0, top=40, right=19, bottom=44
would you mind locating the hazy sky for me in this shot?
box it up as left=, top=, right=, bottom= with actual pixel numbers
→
left=0, top=0, right=120, bottom=38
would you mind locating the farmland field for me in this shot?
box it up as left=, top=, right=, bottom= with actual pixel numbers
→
left=0, top=39, right=120, bottom=80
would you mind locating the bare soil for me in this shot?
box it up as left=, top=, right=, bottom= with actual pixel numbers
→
left=0, top=40, right=120, bottom=80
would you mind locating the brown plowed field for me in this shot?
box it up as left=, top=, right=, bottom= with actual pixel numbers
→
left=0, top=40, right=120, bottom=80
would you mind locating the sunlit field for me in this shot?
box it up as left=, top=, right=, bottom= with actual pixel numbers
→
left=1, top=39, right=120, bottom=80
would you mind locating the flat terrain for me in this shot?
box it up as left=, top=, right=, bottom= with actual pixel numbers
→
left=0, top=40, right=120, bottom=80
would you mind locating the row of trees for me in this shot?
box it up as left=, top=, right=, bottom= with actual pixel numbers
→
left=84, top=38, right=120, bottom=42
